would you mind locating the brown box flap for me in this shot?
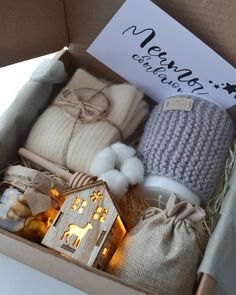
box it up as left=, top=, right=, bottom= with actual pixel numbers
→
left=65, top=0, right=236, bottom=67
left=1, top=1, right=235, bottom=67
left=0, top=0, right=68, bottom=67
left=64, top=0, right=124, bottom=51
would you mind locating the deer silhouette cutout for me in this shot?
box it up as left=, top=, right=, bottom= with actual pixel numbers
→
left=62, top=223, right=93, bottom=247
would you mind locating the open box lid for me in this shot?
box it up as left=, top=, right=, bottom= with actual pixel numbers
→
left=0, top=0, right=69, bottom=66
left=0, top=2, right=235, bottom=294
left=0, top=0, right=236, bottom=67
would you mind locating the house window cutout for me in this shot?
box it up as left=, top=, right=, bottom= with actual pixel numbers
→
left=93, top=207, right=109, bottom=222
left=102, top=247, right=108, bottom=256
left=93, top=213, right=99, bottom=220
left=71, top=198, right=87, bottom=214
left=96, top=206, right=103, bottom=213
left=53, top=212, right=64, bottom=227
left=90, top=191, right=103, bottom=203
left=100, top=216, right=106, bottom=223
left=100, top=208, right=108, bottom=222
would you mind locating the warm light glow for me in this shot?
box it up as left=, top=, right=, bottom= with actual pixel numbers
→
left=93, top=213, right=99, bottom=220
left=96, top=206, right=103, bottom=213
left=78, top=208, right=84, bottom=214
left=99, top=208, right=109, bottom=223
left=117, top=216, right=127, bottom=236
left=62, top=223, right=93, bottom=247
left=71, top=198, right=87, bottom=213
left=93, top=207, right=109, bottom=223
left=102, top=247, right=108, bottom=255
left=100, top=216, right=105, bottom=223
left=50, top=189, right=60, bottom=197
left=90, top=191, right=103, bottom=203
left=82, top=200, right=88, bottom=207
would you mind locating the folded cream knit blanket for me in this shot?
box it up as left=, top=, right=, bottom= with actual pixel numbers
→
left=26, top=69, right=149, bottom=174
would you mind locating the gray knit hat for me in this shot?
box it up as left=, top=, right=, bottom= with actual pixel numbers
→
left=138, top=95, right=234, bottom=201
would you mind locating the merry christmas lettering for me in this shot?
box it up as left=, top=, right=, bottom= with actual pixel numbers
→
left=122, top=25, right=208, bottom=95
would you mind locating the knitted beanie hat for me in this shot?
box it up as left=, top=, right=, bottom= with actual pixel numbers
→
left=138, top=95, right=234, bottom=201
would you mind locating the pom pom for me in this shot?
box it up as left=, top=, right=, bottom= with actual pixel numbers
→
left=111, top=142, right=136, bottom=167
left=90, top=147, right=116, bottom=176
left=99, top=170, right=129, bottom=197
left=120, top=157, right=144, bottom=185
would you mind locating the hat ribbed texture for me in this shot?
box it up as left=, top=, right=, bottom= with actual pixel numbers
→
left=138, top=96, right=234, bottom=200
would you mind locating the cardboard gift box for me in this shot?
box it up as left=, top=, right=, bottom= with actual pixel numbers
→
left=0, top=1, right=236, bottom=294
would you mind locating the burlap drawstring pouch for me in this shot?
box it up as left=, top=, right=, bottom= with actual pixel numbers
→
left=107, top=194, right=206, bottom=295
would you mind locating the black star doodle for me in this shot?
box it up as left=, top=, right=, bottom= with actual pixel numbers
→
left=208, top=80, right=213, bottom=84
left=223, top=83, right=236, bottom=95
left=214, top=84, right=219, bottom=89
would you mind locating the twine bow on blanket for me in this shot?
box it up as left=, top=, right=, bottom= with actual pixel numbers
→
left=53, top=86, right=124, bottom=166
left=55, top=87, right=111, bottom=124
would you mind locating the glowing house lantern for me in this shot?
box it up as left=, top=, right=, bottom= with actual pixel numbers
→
left=42, top=181, right=127, bottom=269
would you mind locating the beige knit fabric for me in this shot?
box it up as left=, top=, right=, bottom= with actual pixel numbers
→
left=25, top=69, right=149, bottom=174
left=107, top=195, right=205, bottom=295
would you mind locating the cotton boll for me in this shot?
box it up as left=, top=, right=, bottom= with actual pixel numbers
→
left=111, top=142, right=136, bottom=167
left=120, top=157, right=144, bottom=185
left=99, top=170, right=129, bottom=198
left=90, top=147, right=116, bottom=176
